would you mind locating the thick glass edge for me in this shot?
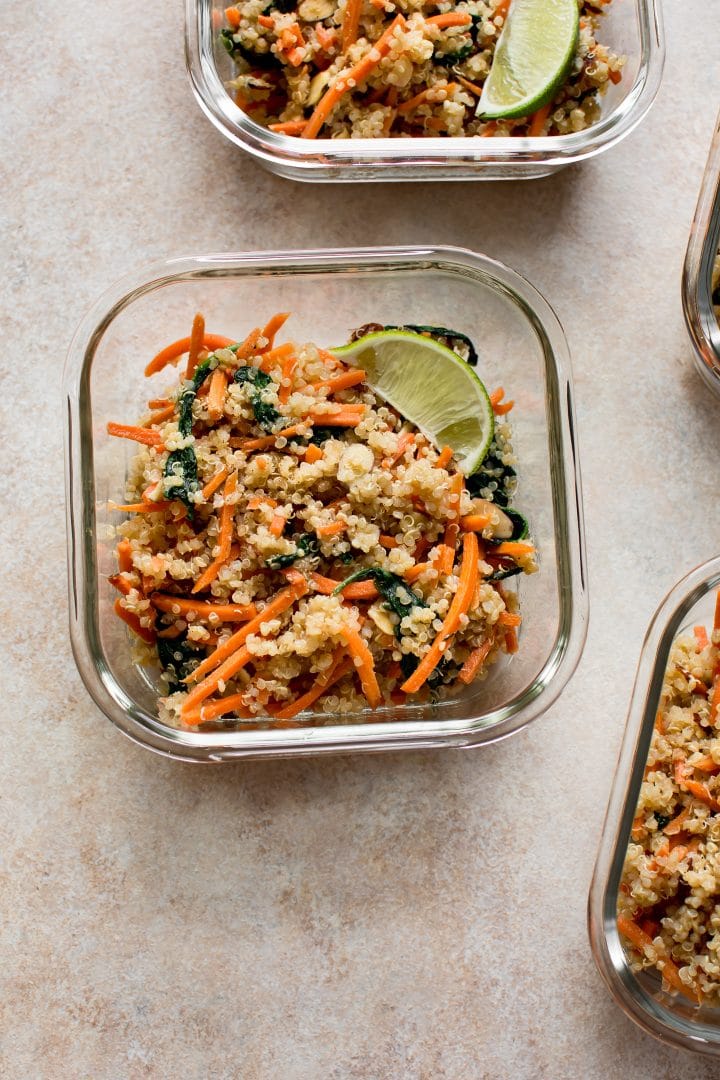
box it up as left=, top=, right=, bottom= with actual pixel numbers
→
left=682, top=110, right=720, bottom=397
left=63, top=245, right=587, bottom=762
left=588, top=556, right=720, bottom=1055
left=184, top=0, right=664, bottom=179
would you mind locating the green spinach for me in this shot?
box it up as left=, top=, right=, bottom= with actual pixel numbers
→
left=234, top=365, right=281, bottom=431
left=332, top=566, right=426, bottom=637
left=266, top=532, right=320, bottom=569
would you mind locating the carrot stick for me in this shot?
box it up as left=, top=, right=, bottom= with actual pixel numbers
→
left=107, top=422, right=163, bottom=448
left=248, top=496, right=278, bottom=509
left=665, top=806, right=692, bottom=835
left=302, top=14, right=406, bottom=139
left=114, top=598, right=155, bottom=643
left=151, top=594, right=257, bottom=622
left=145, top=403, right=176, bottom=425
left=694, top=625, right=710, bottom=650
left=207, top=369, right=228, bottom=421
left=498, top=610, right=522, bottom=627
left=404, top=562, right=434, bottom=584
left=304, top=444, right=323, bottom=464
left=235, top=326, right=263, bottom=361
left=225, top=6, right=240, bottom=29
left=316, top=521, right=346, bottom=537
left=274, top=650, right=353, bottom=720
left=117, top=540, right=133, bottom=574
left=383, top=431, right=415, bottom=468
left=307, top=407, right=365, bottom=426
left=312, top=369, right=366, bottom=394
left=714, top=587, right=720, bottom=632
left=260, top=313, right=291, bottom=351
left=109, top=573, right=133, bottom=596
left=108, top=500, right=171, bottom=514
left=504, top=627, right=519, bottom=654
left=231, top=424, right=305, bottom=452
left=143, top=330, right=236, bottom=377
left=379, top=534, right=398, bottom=549
left=617, top=916, right=699, bottom=1002
left=341, top=0, right=362, bottom=51
left=401, top=531, right=479, bottom=694
left=184, top=580, right=308, bottom=684
left=458, top=638, right=493, bottom=684
left=341, top=625, right=381, bottom=707
left=528, top=102, right=552, bottom=138
left=201, top=466, right=229, bottom=501
left=494, top=0, right=512, bottom=19
left=434, top=446, right=454, bottom=470
left=278, top=354, right=297, bottom=404
left=691, top=755, right=720, bottom=774
left=425, top=12, right=471, bottom=27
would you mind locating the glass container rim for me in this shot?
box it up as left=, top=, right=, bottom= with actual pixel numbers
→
left=184, top=0, right=665, bottom=179
left=63, top=244, right=588, bottom=762
left=588, top=554, right=720, bottom=1055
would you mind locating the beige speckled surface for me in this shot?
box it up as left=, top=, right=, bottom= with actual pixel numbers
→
left=4, top=2, right=720, bottom=1076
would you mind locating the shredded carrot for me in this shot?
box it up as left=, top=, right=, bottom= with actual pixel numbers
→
left=248, top=496, right=278, bottom=510
left=191, top=472, right=237, bottom=594
left=458, top=638, right=493, bottom=684
left=397, top=84, right=457, bottom=115
left=207, top=369, right=228, bottom=421
left=145, top=403, right=175, bottom=425
left=151, top=594, right=257, bottom=622
left=256, top=342, right=295, bottom=372
left=231, top=424, right=305, bottom=452
left=455, top=74, right=484, bottom=97
left=438, top=522, right=459, bottom=575
left=108, top=500, right=171, bottom=514
left=425, top=13, right=471, bottom=27
left=460, top=514, right=491, bottom=532
left=116, top=540, right=133, bottom=574
left=144, top=331, right=235, bottom=377
left=341, top=625, right=382, bottom=708
left=114, top=598, right=155, bottom=644
left=302, top=15, right=406, bottom=139
left=401, top=531, right=479, bottom=694
left=527, top=102, right=552, bottom=139
left=307, top=407, right=365, bottom=427
left=274, top=651, right=354, bottom=720
left=494, top=541, right=534, bottom=557
left=304, top=444, right=323, bottom=464
left=404, top=562, right=433, bottom=584
left=498, top=611, right=522, bottom=627
left=278, top=354, right=297, bottom=404
left=383, top=431, right=415, bottom=468
left=258, top=13, right=275, bottom=27
left=692, top=755, right=720, bottom=775
left=107, top=422, right=163, bottom=448
left=316, top=25, right=337, bottom=49
left=185, top=580, right=309, bottom=685
left=715, top=590, right=720, bottom=632
left=269, top=120, right=308, bottom=135
left=434, top=445, right=454, bottom=470
left=379, top=534, right=398, bottom=549
left=695, top=625, right=710, bottom=651
left=183, top=692, right=253, bottom=726
left=341, top=0, right=362, bottom=51
left=269, top=512, right=287, bottom=537
left=147, top=397, right=171, bottom=410
left=109, top=573, right=133, bottom=596
left=235, top=326, right=263, bottom=361
left=608, top=68, right=622, bottom=85
left=225, top=5, right=240, bottom=29
left=186, top=313, right=206, bottom=378
left=504, top=627, right=519, bottom=654
left=309, top=572, right=379, bottom=600
left=316, top=520, right=346, bottom=538
left=201, top=466, right=229, bottom=501
left=493, top=0, right=512, bottom=20
left=313, top=369, right=366, bottom=394
left=259, top=312, right=291, bottom=352
left=181, top=646, right=254, bottom=715
left=617, top=916, right=699, bottom=1002
left=664, top=806, right=692, bottom=835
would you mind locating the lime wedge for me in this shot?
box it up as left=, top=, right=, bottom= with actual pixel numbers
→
left=477, top=0, right=579, bottom=121
left=331, top=331, right=494, bottom=475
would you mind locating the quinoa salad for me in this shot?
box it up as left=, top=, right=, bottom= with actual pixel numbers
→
left=106, top=314, right=536, bottom=730
left=618, top=595, right=720, bottom=1005
left=221, top=0, right=624, bottom=139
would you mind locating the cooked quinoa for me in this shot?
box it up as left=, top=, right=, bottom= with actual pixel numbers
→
left=618, top=608, right=720, bottom=1004
left=221, top=0, right=624, bottom=139
left=108, top=315, right=536, bottom=730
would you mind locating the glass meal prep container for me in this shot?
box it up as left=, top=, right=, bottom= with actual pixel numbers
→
left=63, top=245, right=587, bottom=762
left=682, top=110, right=720, bottom=398
left=185, top=0, right=664, bottom=182
left=589, top=556, right=720, bottom=1056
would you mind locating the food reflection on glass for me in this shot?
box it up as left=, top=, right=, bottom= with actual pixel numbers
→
left=619, top=590, right=720, bottom=1005
left=106, top=314, right=536, bottom=729
left=220, top=0, right=625, bottom=139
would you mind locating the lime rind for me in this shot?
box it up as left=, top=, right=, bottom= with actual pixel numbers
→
left=332, top=330, right=495, bottom=475
left=477, top=0, right=580, bottom=121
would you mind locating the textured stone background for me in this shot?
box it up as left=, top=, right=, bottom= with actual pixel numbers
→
left=4, top=1, right=720, bottom=1077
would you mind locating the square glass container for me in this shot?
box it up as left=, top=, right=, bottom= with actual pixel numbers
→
left=682, top=111, right=720, bottom=397
left=63, top=245, right=587, bottom=762
left=185, top=0, right=664, bottom=182
left=588, top=556, right=720, bottom=1055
